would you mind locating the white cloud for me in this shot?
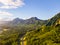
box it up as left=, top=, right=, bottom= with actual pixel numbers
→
left=0, top=11, right=13, bottom=21
left=0, top=11, right=14, bottom=21
left=0, top=11, right=13, bottom=16
left=0, top=0, right=25, bottom=9
left=0, top=17, right=13, bottom=21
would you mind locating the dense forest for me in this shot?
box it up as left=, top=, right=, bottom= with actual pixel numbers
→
left=0, top=13, right=60, bottom=45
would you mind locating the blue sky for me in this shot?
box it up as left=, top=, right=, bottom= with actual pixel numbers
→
left=0, top=0, right=60, bottom=21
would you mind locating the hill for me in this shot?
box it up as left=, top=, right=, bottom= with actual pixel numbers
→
left=0, top=13, right=60, bottom=45
left=46, top=13, right=60, bottom=26
left=24, top=13, right=60, bottom=45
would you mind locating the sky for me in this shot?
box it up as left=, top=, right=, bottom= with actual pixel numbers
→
left=0, top=0, right=60, bottom=21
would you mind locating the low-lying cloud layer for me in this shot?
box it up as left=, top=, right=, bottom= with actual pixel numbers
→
left=0, top=11, right=13, bottom=16
left=0, top=11, right=13, bottom=21
left=0, top=0, right=25, bottom=9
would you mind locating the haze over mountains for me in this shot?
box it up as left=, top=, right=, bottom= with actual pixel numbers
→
left=0, top=13, right=60, bottom=26
left=0, top=17, right=47, bottom=26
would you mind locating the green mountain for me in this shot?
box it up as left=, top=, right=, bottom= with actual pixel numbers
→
left=24, top=13, right=60, bottom=45
left=9, top=17, right=47, bottom=26
left=46, top=13, right=60, bottom=26
left=0, top=13, right=60, bottom=45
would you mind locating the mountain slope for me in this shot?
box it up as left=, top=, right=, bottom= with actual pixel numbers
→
left=24, top=13, right=60, bottom=45
left=10, top=18, right=24, bottom=25
left=46, top=13, right=60, bottom=26
left=0, top=13, right=60, bottom=45
left=6, top=17, right=47, bottom=26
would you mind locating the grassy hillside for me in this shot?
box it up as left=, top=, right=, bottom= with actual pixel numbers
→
left=0, top=13, right=60, bottom=45
left=25, top=25, right=60, bottom=45
left=24, top=13, right=60, bottom=45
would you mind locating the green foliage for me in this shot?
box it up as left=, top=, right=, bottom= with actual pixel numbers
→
left=0, top=13, right=60, bottom=45
left=25, top=25, right=60, bottom=45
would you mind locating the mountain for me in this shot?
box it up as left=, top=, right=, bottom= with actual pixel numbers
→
left=7, top=17, right=47, bottom=26
left=0, top=13, right=60, bottom=45
left=46, top=13, right=60, bottom=26
left=10, top=18, right=24, bottom=25
left=25, top=17, right=43, bottom=24
left=1, top=12, right=60, bottom=27
left=24, top=13, right=60, bottom=45
left=0, top=13, right=60, bottom=27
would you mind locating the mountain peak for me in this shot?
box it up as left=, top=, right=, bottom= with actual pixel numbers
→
left=29, top=17, right=40, bottom=20
left=13, top=18, right=24, bottom=21
left=11, top=18, right=24, bottom=25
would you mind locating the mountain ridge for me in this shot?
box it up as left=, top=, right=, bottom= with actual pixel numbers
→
left=0, top=17, right=46, bottom=26
left=46, top=13, right=60, bottom=26
left=0, top=13, right=60, bottom=26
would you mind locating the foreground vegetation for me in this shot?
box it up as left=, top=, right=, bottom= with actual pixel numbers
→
left=25, top=25, right=60, bottom=45
left=0, top=13, right=60, bottom=45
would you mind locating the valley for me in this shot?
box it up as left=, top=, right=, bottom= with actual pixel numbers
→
left=0, top=13, right=60, bottom=45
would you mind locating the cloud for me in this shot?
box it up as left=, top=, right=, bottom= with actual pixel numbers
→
left=0, top=0, right=25, bottom=9
left=0, top=11, right=14, bottom=21
left=0, top=11, right=13, bottom=16
left=0, top=17, right=13, bottom=21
